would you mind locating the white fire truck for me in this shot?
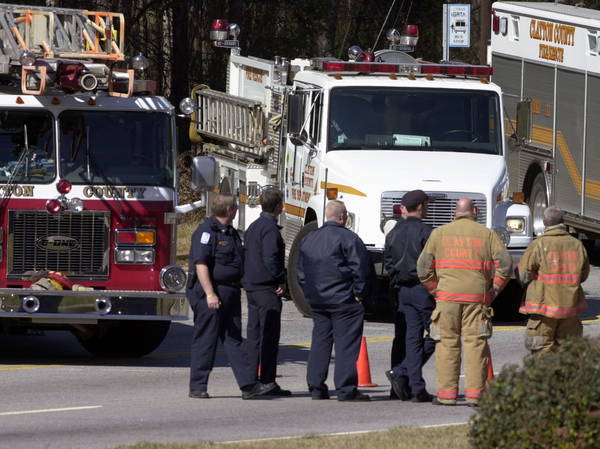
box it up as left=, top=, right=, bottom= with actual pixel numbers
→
left=181, top=20, right=533, bottom=316
left=491, top=2, right=600, bottom=241
left=0, top=3, right=192, bottom=356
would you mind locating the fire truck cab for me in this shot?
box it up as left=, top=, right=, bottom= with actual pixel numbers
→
left=0, top=4, right=190, bottom=356
left=182, top=20, right=533, bottom=317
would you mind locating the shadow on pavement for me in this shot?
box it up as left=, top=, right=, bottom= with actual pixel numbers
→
left=0, top=321, right=310, bottom=369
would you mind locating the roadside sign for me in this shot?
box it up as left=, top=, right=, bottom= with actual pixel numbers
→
left=448, top=4, right=470, bottom=48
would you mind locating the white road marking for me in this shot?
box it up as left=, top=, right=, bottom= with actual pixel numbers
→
left=0, top=405, right=102, bottom=416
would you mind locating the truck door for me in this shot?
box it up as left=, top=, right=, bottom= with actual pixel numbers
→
left=284, top=87, right=322, bottom=223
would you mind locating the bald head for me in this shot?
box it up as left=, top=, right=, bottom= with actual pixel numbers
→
left=454, top=198, right=477, bottom=218
left=325, top=200, right=348, bottom=225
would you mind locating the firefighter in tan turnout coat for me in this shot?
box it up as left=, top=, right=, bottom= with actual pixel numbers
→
left=417, top=198, right=512, bottom=406
left=518, top=206, right=589, bottom=355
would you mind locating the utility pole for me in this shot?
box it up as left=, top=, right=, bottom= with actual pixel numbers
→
left=479, top=0, right=492, bottom=64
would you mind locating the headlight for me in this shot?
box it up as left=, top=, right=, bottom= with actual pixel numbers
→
left=160, top=265, right=188, bottom=292
left=115, top=249, right=135, bottom=263
left=135, top=249, right=155, bottom=264
left=506, top=217, right=525, bottom=233
left=493, top=227, right=510, bottom=246
left=115, top=248, right=155, bottom=264
left=380, top=217, right=397, bottom=235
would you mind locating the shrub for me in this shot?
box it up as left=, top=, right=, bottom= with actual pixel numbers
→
left=469, top=336, right=600, bottom=449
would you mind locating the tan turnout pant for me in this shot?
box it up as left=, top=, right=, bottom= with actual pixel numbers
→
left=524, top=314, right=582, bottom=355
left=430, top=301, right=493, bottom=405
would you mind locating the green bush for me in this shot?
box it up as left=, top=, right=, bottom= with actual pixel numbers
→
left=469, top=336, right=600, bottom=449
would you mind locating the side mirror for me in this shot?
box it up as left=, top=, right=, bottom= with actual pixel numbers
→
left=516, top=99, right=532, bottom=143
left=287, top=93, right=304, bottom=135
left=191, top=156, right=218, bottom=191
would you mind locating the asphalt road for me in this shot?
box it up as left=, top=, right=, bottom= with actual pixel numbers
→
left=2, top=268, right=600, bottom=449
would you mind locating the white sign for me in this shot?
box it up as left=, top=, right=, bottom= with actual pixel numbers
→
left=448, top=4, right=470, bottom=48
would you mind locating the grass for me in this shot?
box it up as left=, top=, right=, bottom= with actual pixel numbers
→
left=105, top=424, right=470, bottom=449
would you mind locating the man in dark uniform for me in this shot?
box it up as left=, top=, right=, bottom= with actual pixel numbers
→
left=243, top=187, right=291, bottom=396
left=384, top=190, right=435, bottom=402
left=187, top=194, right=276, bottom=399
left=298, top=200, right=374, bottom=402
left=384, top=205, right=407, bottom=399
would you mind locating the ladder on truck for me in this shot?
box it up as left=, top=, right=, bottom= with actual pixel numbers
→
left=194, top=86, right=284, bottom=174
left=0, top=2, right=125, bottom=68
left=0, top=3, right=136, bottom=97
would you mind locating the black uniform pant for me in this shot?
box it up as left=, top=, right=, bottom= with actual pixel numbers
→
left=246, top=288, right=282, bottom=384
left=390, top=292, right=407, bottom=370
left=392, top=284, right=435, bottom=395
left=307, top=302, right=364, bottom=399
left=188, top=285, right=254, bottom=392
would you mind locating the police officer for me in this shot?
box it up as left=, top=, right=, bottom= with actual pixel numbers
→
left=384, top=190, right=435, bottom=402
left=243, top=187, right=291, bottom=396
left=518, top=206, right=589, bottom=354
left=298, top=200, right=374, bottom=401
left=187, top=194, right=276, bottom=399
left=417, top=198, right=512, bottom=407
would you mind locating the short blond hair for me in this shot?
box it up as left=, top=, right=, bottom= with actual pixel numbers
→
left=212, top=194, right=237, bottom=217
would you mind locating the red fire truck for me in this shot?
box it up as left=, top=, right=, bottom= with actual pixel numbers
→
left=0, top=4, right=190, bottom=356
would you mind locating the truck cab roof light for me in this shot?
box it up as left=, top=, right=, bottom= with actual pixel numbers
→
left=400, top=25, right=419, bottom=47
left=420, top=64, right=493, bottom=77
left=319, top=61, right=491, bottom=77
left=210, top=19, right=229, bottom=41
left=211, top=19, right=229, bottom=31
left=321, top=61, right=418, bottom=74
left=402, top=25, right=419, bottom=37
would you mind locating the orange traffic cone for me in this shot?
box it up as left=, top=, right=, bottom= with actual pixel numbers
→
left=486, top=345, right=495, bottom=383
left=356, top=336, right=377, bottom=387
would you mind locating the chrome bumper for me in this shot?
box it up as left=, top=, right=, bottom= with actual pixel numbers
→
left=0, top=289, right=188, bottom=322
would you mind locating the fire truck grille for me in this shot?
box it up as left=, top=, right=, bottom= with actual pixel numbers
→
left=7, top=210, right=110, bottom=280
left=381, top=192, right=487, bottom=229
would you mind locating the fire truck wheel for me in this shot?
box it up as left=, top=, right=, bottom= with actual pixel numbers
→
left=528, top=173, right=548, bottom=236
left=74, top=320, right=171, bottom=357
left=287, top=221, right=318, bottom=318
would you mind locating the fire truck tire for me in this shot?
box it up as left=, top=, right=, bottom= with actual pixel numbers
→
left=287, top=221, right=318, bottom=318
left=74, top=320, right=171, bottom=357
left=528, top=173, right=548, bottom=236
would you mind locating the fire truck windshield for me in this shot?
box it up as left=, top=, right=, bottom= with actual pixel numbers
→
left=58, top=110, right=173, bottom=186
left=328, top=87, right=501, bottom=155
left=0, top=110, right=55, bottom=183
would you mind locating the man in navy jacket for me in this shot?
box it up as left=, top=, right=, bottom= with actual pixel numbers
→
left=298, top=200, right=374, bottom=401
left=243, top=188, right=290, bottom=396
left=384, top=189, right=435, bottom=403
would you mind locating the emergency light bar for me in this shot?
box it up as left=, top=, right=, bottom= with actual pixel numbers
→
left=319, top=61, right=493, bottom=77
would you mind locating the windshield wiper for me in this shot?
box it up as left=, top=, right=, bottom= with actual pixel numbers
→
left=1, top=126, right=30, bottom=207
left=23, top=124, right=29, bottom=178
